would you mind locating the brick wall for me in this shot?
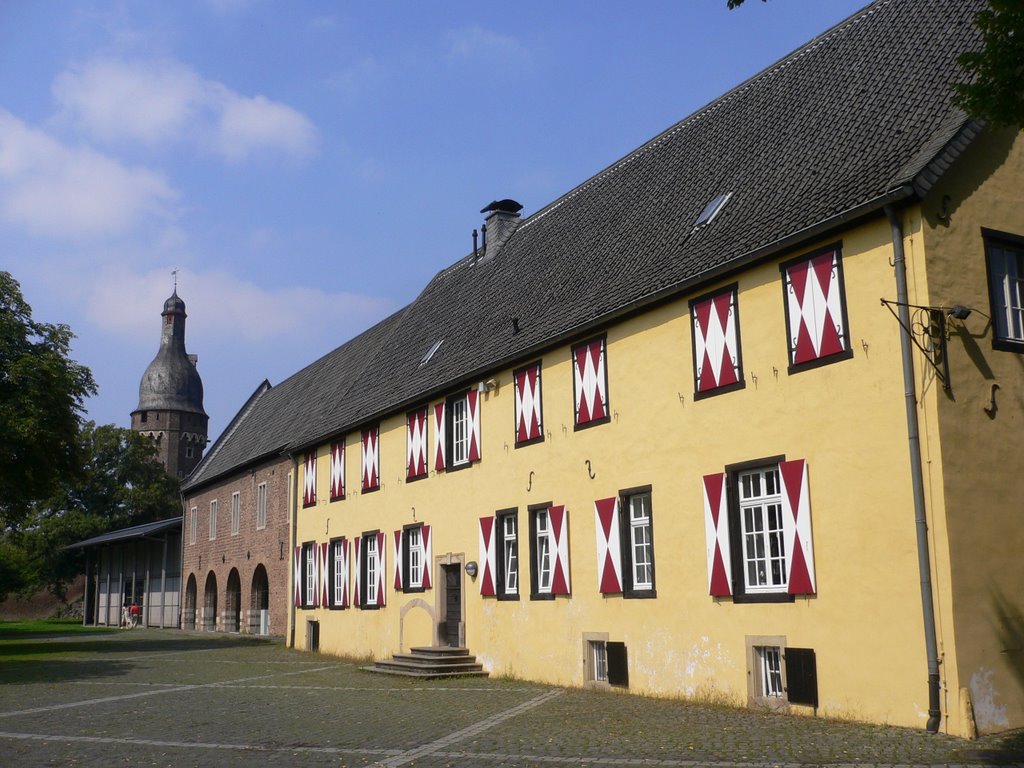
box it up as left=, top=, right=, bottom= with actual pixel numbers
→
left=182, top=455, right=292, bottom=636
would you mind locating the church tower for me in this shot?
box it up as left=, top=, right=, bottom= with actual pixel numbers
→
left=131, top=291, right=209, bottom=478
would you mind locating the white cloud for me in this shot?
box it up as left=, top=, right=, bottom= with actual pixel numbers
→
left=53, top=57, right=317, bottom=162
left=0, top=110, right=176, bottom=239
left=446, top=26, right=532, bottom=67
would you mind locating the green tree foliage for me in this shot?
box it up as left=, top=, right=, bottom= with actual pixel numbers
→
left=727, top=1, right=1024, bottom=128
left=0, top=271, right=96, bottom=530
left=3, top=424, right=181, bottom=600
left=954, top=0, right=1024, bottom=128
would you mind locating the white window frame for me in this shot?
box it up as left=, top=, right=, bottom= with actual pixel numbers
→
left=535, top=509, right=552, bottom=595
left=758, top=646, right=784, bottom=698
left=209, top=500, right=218, bottom=541
left=332, top=539, right=345, bottom=606
left=231, top=491, right=240, bottom=536
left=304, top=544, right=316, bottom=608
left=502, top=513, right=518, bottom=596
left=189, top=506, right=197, bottom=545
left=450, top=394, right=470, bottom=466
left=185, top=444, right=195, bottom=459
left=738, top=467, right=787, bottom=593
left=592, top=640, right=608, bottom=682
left=365, top=536, right=379, bottom=605
left=627, top=492, right=653, bottom=592
left=407, top=527, right=423, bottom=589
left=256, top=482, right=267, bottom=530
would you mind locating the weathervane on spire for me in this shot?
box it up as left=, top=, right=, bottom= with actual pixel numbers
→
left=172, top=269, right=178, bottom=293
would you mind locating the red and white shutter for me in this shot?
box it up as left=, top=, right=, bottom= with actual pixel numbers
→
left=361, top=427, right=379, bottom=491
left=433, top=403, right=446, bottom=471
left=478, top=516, right=496, bottom=596
left=779, top=459, right=816, bottom=595
left=293, top=545, right=303, bottom=607
left=549, top=505, right=571, bottom=595
left=319, top=542, right=329, bottom=608
left=376, top=531, right=387, bottom=607
left=693, top=289, right=740, bottom=393
left=338, top=537, right=350, bottom=608
left=393, top=529, right=404, bottom=591
left=303, top=450, right=317, bottom=507
left=574, top=339, right=607, bottom=425
left=594, top=497, right=622, bottom=594
left=514, top=364, right=542, bottom=443
left=330, top=440, right=345, bottom=500
left=407, top=409, right=427, bottom=480
left=702, top=472, right=732, bottom=596
left=353, top=535, right=362, bottom=608
left=467, top=389, right=481, bottom=462
left=420, top=524, right=432, bottom=590
left=785, top=249, right=847, bottom=366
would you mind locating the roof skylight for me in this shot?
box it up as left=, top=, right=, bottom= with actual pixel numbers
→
left=419, top=339, right=443, bottom=367
left=693, top=192, right=732, bottom=230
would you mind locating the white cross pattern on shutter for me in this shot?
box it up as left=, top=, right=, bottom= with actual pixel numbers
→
left=702, top=472, right=732, bottom=597
left=574, top=339, right=607, bottom=425
left=785, top=249, right=846, bottom=365
left=478, top=516, right=496, bottom=596
left=330, top=440, right=345, bottom=500
left=362, top=427, right=379, bottom=491
left=549, top=505, right=571, bottom=595
left=393, top=529, right=404, bottom=591
left=467, top=389, right=481, bottom=462
left=319, top=542, right=329, bottom=608
left=594, top=497, right=622, bottom=594
left=353, top=535, right=362, bottom=608
left=779, top=459, right=816, bottom=595
left=692, top=289, right=741, bottom=392
left=514, top=364, right=542, bottom=443
left=293, top=545, right=302, bottom=607
left=421, top=524, right=432, bottom=590
left=407, top=409, right=427, bottom=479
left=433, top=403, right=446, bottom=471
left=376, top=531, right=387, bottom=607
left=303, top=450, right=316, bottom=507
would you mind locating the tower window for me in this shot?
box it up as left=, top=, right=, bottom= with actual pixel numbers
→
left=140, top=412, right=148, bottom=423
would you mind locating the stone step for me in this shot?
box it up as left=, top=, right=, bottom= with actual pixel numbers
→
left=390, top=652, right=478, bottom=666
left=362, top=665, right=490, bottom=679
left=369, top=645, right=490, bottom=679
left=408, top=646, right=470, bottom=657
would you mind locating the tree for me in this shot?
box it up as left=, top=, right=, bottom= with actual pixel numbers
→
left=3, top=423, right=181, bottom=600
left=727, top=1, right=1024, bottom=128
left=0, top=272, right=96, bottom=530
left=953, top=0, right=1024, bottom=127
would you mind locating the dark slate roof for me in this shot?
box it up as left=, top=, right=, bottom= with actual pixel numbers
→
left=66, top=517, right=183, bottom=550
left=185, top=0, right=986, bottom=490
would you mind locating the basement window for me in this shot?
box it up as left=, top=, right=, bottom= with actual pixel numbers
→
left=694, top=192, right=732, bottom=230
left=583, top=632, right=629, bottom=688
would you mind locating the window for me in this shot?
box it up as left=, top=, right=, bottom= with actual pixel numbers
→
left=406, top=409, right=428, bottom=481
left=572, top=336, right=609, bottom=429
left=451, top=395, right=469, bottom=465
left=513, top=362, right=543, bottom=446
left=231, top=492, right=240, bottom=536
left=209, top=500, right=218, bottom=540
left=256, top=482, right=267, bottom=530
left=329, top=537, right=348, bottom=609
left=189, top=506, right=197, bottom=545
left=442, top=391, right=480, bottom=469
left=302, top=542, right=316, bottom=608
left=302, top=450, right=316, bottom=507
left=984, top=229, right=1024, bottom=350
left=356, top=532, right=385, bottom=609
left=594, top=489, right=656, bottom=598
left=185, top=444, right=194, bottom=459
left=693, top=192, right=731, bottom=229
left=780, top=244, right=852, bottom=372
left=396, top=524, right=431, bottom=592
left=701, top=458, right=816, bottom=602
left=361, top=427, right=380, bottom=492
left=529, top=505, right=570, bottom=599
left=584, top=633, right=629, bottom=688
left=745, top=636, right=818, bottom=709
left=757, top=645, right=784, bottom=698
left=496, top=510, right=519, bottom=599
left=624, top=491, right=655, bottom=597
left=690, top=285, right=744, bottom=398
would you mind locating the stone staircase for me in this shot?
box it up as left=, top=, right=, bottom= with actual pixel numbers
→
left=367, top=646, right=488, bottom=679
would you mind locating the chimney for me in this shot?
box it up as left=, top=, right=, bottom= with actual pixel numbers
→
left=478, top=199, right=523, bottom=262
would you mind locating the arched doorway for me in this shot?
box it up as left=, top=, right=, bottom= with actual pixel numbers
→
left=225, top=568, right=241, bottom=633
left=183, top=574, right=197, bottom=630
left=203, top=572, right=218, bottom=632
left=250, top=564, right=270, bottom=635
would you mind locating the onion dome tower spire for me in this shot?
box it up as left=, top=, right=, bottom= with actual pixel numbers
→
left=131, top=290, right=209, bottom=478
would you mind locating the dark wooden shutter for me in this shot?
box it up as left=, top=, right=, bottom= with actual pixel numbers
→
left=607, top=642, right=629, bottom=687
left=784, top=647, right=818, bottom=707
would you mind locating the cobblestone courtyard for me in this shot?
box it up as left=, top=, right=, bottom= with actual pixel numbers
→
left=1, top=630, right=1022, bottom=767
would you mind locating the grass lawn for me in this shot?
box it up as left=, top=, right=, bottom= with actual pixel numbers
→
left=0, top=618, right=118, bottom=640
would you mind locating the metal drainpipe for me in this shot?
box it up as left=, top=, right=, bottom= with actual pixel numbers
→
left=287, top=452, right=298, bottom=649
left=885, top=204, right=942, bottom=733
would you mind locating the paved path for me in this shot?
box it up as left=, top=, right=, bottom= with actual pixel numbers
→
left=0, top=629, right=1021, bottom=767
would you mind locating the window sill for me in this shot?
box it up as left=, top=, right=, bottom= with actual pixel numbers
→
left=732, top=591, right=795, bottom=604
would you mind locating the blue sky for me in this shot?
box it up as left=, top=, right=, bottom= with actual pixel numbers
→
left=1, top=0, right=869, bottom=443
